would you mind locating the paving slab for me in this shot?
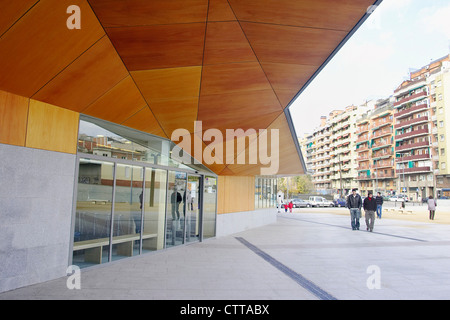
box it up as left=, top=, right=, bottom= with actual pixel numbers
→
left=1, top=210, right=450, bottom=300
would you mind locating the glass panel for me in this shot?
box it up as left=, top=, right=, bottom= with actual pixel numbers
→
left=73, top=159, right=113, bottom=268
left=186, top=176, right=201, bottom=243
left=142, top=168, right=167, bottom=252
left=255, top=178, right=261, bottom=209
left=111, top=164, right=144, bottom=261
left=203, top=176, right=217, bottom=239
left=78, top=117, right=214, bottom=174
left=166, top=171, right=187, bottom=247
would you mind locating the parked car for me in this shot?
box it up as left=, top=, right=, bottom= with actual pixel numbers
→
left=308, top=196, right=334, bottom=207
left=291, top=199, right=312, bottom=208
left=333, top=198, right=347, bottom=207
left=398, top=194, right=409, bottom=202
left=388, top=195, right=404, bottom=202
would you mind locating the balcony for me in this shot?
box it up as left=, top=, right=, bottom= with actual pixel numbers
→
left=356, top=136, right=369, bottom=144
left=372, top=151, right=394, bottom=160
left=356, top=127, right=369, bottom=135
left=394, top=116, right=429, bottom=129
left=395, top=103, right=428, bottom=119
left=372, top=129, right=393, bottom=139
left=371, top=120, right=392, bottom=130
left=395, top=128, right=430, bottom=141
left=372, top=162, right=394, bottom=169
left=356, top=145, right=369, bottom=153
left=396, top=166, right=431, bottom=174
left=395, top=141, right=430, bottom=152
left=395, top=153, right=430, bottom=163
left=373, top=172, right=396, bottom=179
left=394, top=91, right=427, bottom=108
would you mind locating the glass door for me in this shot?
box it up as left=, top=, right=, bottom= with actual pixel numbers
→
left=166, top=171, right=187, bottom=247
left=186, top=175, right=201, bottom=243
left=111, top=164, right=144, bottom=261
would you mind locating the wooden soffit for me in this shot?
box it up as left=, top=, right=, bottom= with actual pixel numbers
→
left=0, top=0, right=379, bottom=175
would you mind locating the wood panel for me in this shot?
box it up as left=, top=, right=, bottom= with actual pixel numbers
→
left=82, top=76, right=147, bottom=123
left=207, top=0, right=236, bottom=22
left=261, top=63, right=317, bottom=92
left=106, top=24, right=206, bottom=71
left=131, top=67, right=202, bottom=137
left=204, top=21, right=256, bottom=65
left=198, top=90, right=282, bottom=134
left=89, top=0, right=208, bottom=27
left=33, top=36, right=129, bottom=112
left=223, top=113, right=304, bottom=176
left=229, top=0, right=374, bottom=31
left=147, top=98, right=199, bottom=138
left=131, top=67, right=202, bottom=101
left=26, top=100, right=79, bottom=154
left=201, top=62, right=272, bottom=96
left=217, top=176, right=255, bottom=214
left=241, top=22, right=347, bottom=66
left=0, top=0, right=38, bottom=36
left=261, top=62, right=317, bottom=108
left=121, top=107, right=167, bottom=138
left=0, top=0, right=105, bottom=98
left=0, top=90, right=29, bottom=146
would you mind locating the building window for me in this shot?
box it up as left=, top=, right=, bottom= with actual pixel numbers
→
left=442, top=162, right=446, bottom=170
left=441, top=148, right=445, bottom=156
left=440, top=135, right=445, bottom=142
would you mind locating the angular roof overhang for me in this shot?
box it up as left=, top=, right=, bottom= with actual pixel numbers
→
left=0, top=0, right=382, bottom=176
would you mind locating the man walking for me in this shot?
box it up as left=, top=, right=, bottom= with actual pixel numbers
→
left=347, top=188, right=362, bottom=230
left=363, top=192, right=377, bottom=232
left=375, top=192, right=384, bottom=219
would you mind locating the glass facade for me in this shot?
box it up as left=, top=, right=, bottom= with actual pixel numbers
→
left=255, top=176, right=277, bottom=209
left=71, top=116, right=217, bottom=268
left=203, top=176, right=217, bottom=239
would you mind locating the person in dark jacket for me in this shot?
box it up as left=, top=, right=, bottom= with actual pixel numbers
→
left=363, top=192, right=377, bottom=232
left=375, top=192, right=384, bottom=219
left=347, top=188, right=362, bottom=230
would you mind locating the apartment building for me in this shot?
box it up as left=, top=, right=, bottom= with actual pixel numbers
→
left=356, top=98, right=395, bottom=195
left=305, top=104, right=371, bottom=195
left=393, top=55, right=450, bottom=200
left=309, top=117, right=332, bottom=193
left=303, top=55, right=450, bottom=200
left=428, top=58, right=450, bottom=196
left=329, top=106, right=365, bottom=196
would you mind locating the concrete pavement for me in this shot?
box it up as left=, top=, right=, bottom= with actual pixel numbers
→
left=1, top=210, right=450, bottom=300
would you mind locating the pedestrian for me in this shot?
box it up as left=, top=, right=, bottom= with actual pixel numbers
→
left=427, top=195, right=437, bottom=220
left=288, top=201, right=293, bottom=213
left=347, top=188, right=362, bottom=230
left=284, top=203, right=288, bottom=213
left=375, top=192, right=383, bottom=219
left=363, top=192, right=377, bottom=232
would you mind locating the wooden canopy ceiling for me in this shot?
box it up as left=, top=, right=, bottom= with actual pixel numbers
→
left=0, top=0, right=378, bottom=176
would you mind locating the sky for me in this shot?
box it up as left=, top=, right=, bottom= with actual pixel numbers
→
left=290, top=0, right=450, bottom=138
